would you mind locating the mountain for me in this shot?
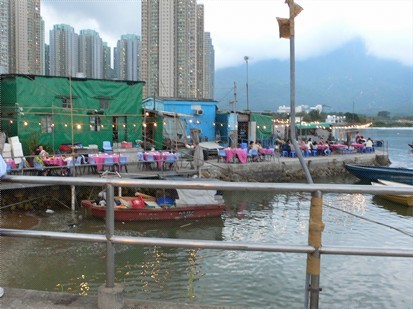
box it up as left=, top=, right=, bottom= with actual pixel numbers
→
left=214, top=39, right=412, bottom=116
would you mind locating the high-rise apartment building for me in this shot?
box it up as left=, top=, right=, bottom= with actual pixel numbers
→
left=114, top=34, right=141, bottom=81
left=8, top=0, right=41, bottom=74
left=141, top=0, right=214, bottom=100
left=0, top=0, right=9, bottom=74
left=102, top=42, right=112, bottom=79
left=196, top=4, right=204, bottom=99
left=49, top=24, right=78, bottom=77
left=78, top=29, right=103, bottom=79
left=203, top=32, right=215, bottom=100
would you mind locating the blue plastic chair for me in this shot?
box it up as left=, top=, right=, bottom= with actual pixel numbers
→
left=217, top=148, right=227, bottom=163
left=74, top=156, right=85, bottom=175
left=103, top=156, right=115, bottom=172
left=163, top=155, right=176, bottom=170
left=144, top=154, right=155, bottom=170
left=88, top=156, right=97, bottom=174
left=102, top=141, right=112, bottom=153
left=118, top=156, right=128, bottom=173
left=248, top=149, right=259, bottom=162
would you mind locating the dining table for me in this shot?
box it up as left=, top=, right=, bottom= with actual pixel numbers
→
left=90, top=154, right=120, bottom=172
left=259, top=148, right=275, bottom=159
left=144, top=151, right=177, bottom=169
left=351, top=143, right=365, bottom=150
left=224, top=148, right=247, bottom=164
left=329, top=144, right=347, bottom=151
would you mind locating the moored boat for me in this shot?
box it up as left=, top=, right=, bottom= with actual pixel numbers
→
left=345, top=164, right=413, bottom=185
left=81, top=189, right=225, bottom=221
left=409, top=143, right=413, bottom=149
left=371, top=180, right=413, bottom=207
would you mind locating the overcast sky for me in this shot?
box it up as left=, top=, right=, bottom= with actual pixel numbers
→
left=41, top=0, right=413, bottom=70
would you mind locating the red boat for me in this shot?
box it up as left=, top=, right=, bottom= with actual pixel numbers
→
left=81, top=190, right=225, bottom=221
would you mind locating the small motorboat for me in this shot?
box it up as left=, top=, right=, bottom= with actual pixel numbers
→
left=371, top=179, right=413, bottom=207
left=345, top=164, right=413, bottom=185
left=81, top=189, right=225, bottom=221
left=409, top=143, right=413, bottom=149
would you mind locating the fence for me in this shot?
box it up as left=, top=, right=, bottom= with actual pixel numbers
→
left=1, top=175, right=412, bottom=308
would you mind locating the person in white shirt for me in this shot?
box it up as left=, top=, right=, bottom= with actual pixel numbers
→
left=365, top=138, right=373, bottom=149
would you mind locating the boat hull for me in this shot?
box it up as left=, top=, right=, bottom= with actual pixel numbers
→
left=81, top=200, right=225, bottom=221
left=345, top=164, right=413, bottom=185
left=371, top=180, right=413, bottom=207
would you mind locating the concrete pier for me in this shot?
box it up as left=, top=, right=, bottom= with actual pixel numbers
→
left=201, top=152, right=388, bottom=182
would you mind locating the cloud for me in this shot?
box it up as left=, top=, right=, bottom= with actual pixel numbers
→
left=41, top=0, right=412, bottom=70
left=41, top=0, right=140, bottom=48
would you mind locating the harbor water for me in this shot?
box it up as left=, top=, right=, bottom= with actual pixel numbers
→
left=1, top=128, right=412, bottom=307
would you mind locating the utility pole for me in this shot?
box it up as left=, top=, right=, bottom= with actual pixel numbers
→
left=233, top=81, right=238, bottom=148
left=278, top=2, right=323, bottom=309
left=244, top=56, right=249, bottom=111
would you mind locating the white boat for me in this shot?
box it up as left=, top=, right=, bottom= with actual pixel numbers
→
left=371, top=179, right=413, bottom=207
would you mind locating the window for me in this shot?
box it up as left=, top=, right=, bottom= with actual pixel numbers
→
left=90, top=116, right=101, bottom=132
left=100, top=99, right=110, bottom=110
left=41, top=115, right=53, bottom=134
left=62, top=97, right=72, bottom=108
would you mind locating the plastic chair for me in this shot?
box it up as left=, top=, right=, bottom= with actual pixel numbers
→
left=217, top=148, right=227, bottom=163
left=144, top=154, right=155, bottom=170
left=137, top=152, right=145, bottom=169
left=74, top=156, right=84, bottom=175
left=311, top=149, right=318, bottom=156
left=88, top=156, right=97, bottom=174
left=163, top=155, right=177, bottom=170
left=118, top=156, right=128, bottom=173
left=103, top=156, right=115, bottom=172
left=6, top=163, right=12, bottom=174
left=290, top=150, right=296, bottom=158
left=248, top=149, right=259, bottom=162
left=102, top=141, right=112, bottom=153
left=281, top=150, right=289, bottom=157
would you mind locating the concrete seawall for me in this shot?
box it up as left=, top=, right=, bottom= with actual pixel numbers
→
left=200, top=152, right=389, bottom=182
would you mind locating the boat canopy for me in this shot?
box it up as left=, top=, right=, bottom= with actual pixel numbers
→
left=175, top=189, right=221, bottom=207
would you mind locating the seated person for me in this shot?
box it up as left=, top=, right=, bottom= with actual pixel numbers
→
left=282, top=139, right=291, bottom=154
left=37, top=145, right=49, bottom=158
left=33, top=149, right=48, bottom=176
left=365, top=137, right=373, bottom=149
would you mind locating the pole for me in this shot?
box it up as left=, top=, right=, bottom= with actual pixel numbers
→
left=143, top=107, right=147, bottom=150
left=244, top=56, right=249, bottom=111
left=283, top=1, right=323, bottom=307
left=233, top=81, right=238, bottom=148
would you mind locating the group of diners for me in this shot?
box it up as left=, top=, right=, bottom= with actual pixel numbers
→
left=277, top=135, right=375, bottom=158
left=22, top=145, right=129, bottom=176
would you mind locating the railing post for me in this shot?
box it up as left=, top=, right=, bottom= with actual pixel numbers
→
left=306, top=191, right=324, bottom=309
left=97, top=183, right=124, bottom=309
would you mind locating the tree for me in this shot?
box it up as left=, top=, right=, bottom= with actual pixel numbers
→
left=377, top=111, right=391, bottom=119
left=344, top=112, right=359, bottom=123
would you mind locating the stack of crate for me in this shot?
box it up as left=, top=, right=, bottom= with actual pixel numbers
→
left=8, top=136, right=24, bottom=165
left=2, top=143, right=12, bottom=160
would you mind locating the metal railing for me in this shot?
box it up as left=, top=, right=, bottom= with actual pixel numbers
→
left=1, top=175, right=413, bottom=308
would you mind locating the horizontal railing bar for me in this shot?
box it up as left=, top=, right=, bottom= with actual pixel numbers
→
left=2, top=228, right=412, bottom=258
left=3, top=176, right=413, bottom=195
